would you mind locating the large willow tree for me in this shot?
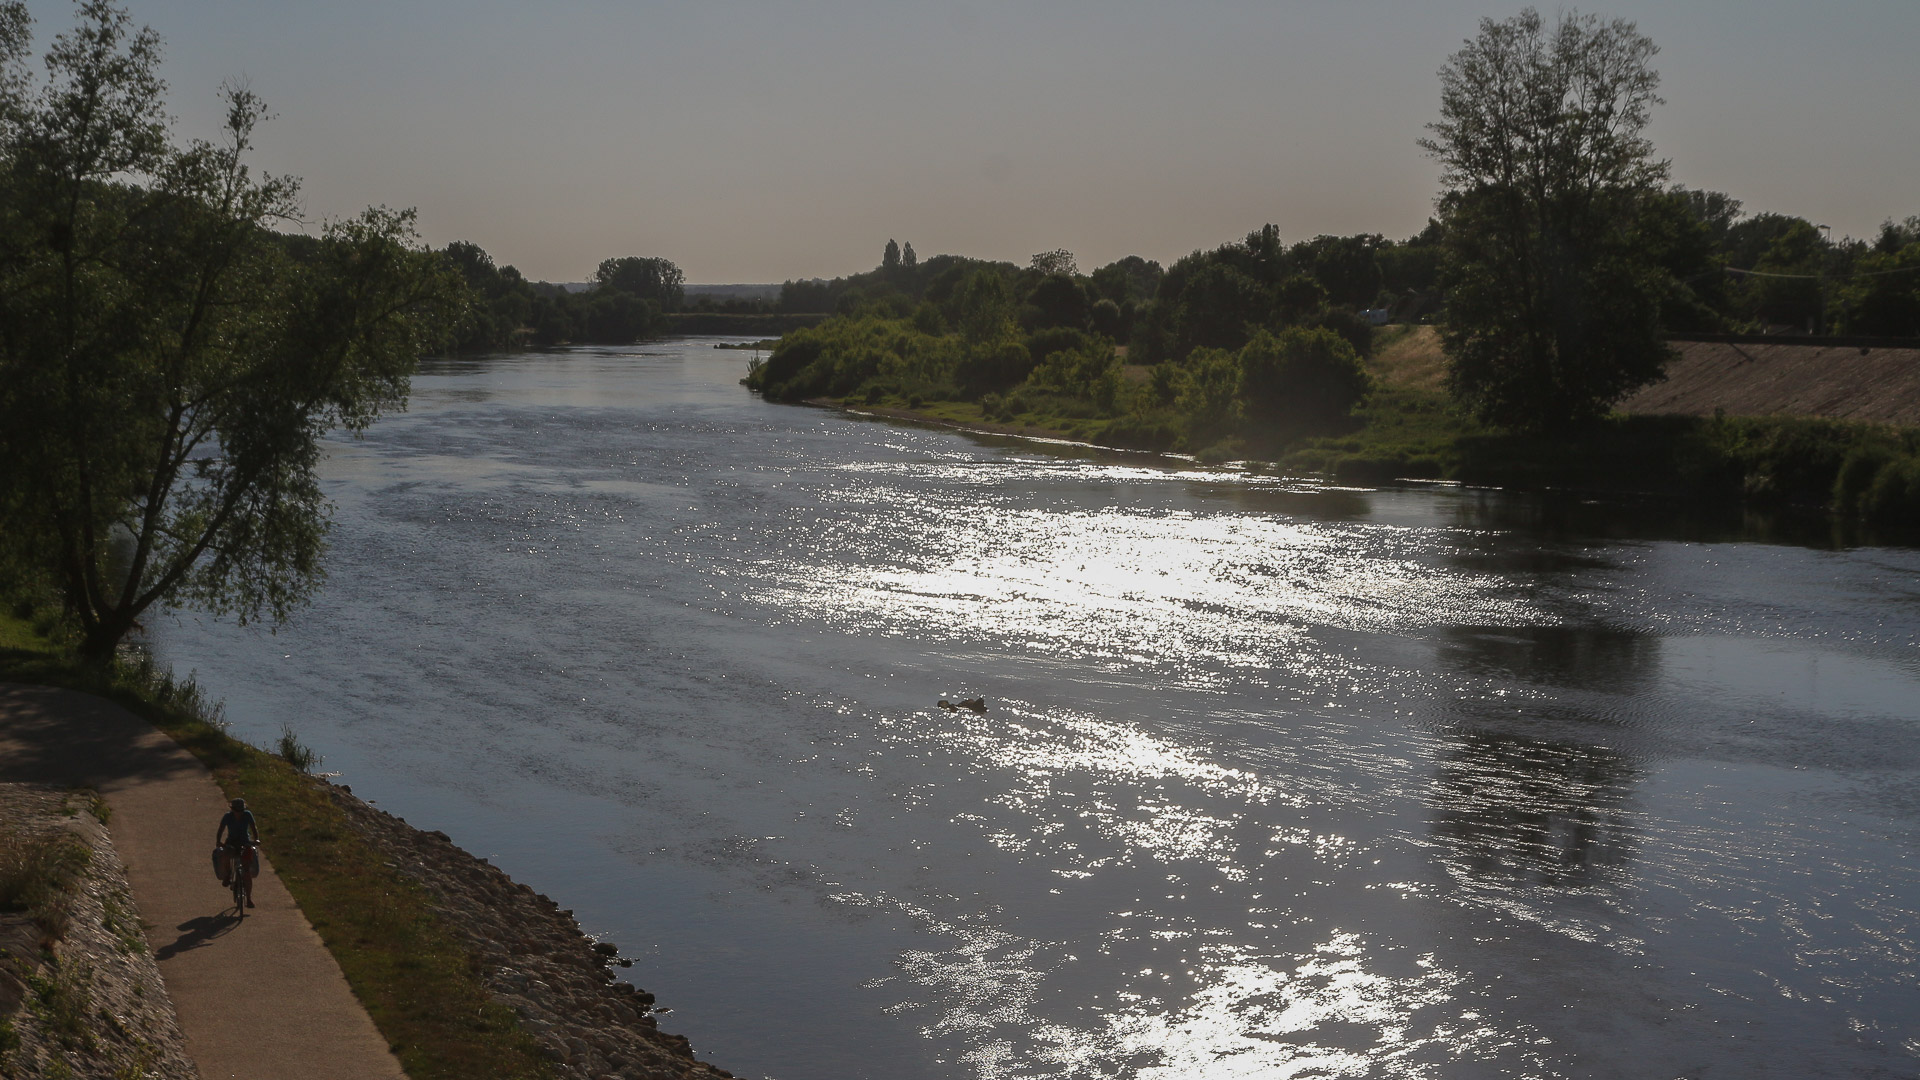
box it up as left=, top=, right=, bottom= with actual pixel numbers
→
left=1421, top=8, right=1673, bottom=429
left=0, top=1, right=463, bottom=660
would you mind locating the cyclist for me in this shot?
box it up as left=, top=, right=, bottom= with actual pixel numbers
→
left=216, top=797, right=259, bottom=906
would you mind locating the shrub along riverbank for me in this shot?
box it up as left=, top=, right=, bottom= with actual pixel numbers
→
left=745, top=313, right=1920, bottom=530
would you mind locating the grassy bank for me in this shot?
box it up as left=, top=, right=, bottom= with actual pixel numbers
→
left=763, top=316, right=1920, bottom=530
left=0, top=612, right=554, bottom=1080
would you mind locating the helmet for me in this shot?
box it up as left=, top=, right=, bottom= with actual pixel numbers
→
left=230, top=798, right=246, bottom=811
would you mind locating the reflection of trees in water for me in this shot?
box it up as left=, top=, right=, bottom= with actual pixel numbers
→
left=1443, top=486, right=1847, bottom=548
left=1431, top=625, right=1647, bottom=887
left=1179, top=481, right=1371, bottom=522
left=1439, top=624, right=1659, bottom=692
left=1430, top=729, right=1639, bottom=887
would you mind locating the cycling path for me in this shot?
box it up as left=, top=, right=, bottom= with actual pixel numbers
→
left=0, top=682, right=407, bottom=1080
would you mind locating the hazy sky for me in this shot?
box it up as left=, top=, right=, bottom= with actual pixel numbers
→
left=21, top=1, right=1920, bottom=282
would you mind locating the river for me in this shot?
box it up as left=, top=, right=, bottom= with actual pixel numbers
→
left=149, top=340, right=1920, bottom=1079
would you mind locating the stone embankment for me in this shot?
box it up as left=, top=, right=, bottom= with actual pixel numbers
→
left=319, top=782, right=736, bottom=1080
left=0, top=782, right=197, bottom=1080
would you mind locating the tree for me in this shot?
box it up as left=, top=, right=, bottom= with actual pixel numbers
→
left=883, top=238, right=900, bottom=270
left=1237, top=328, right=1372, bottom=430
left=1090, top=255, right=1163, bottom=305
left=956, top=268, right=1015, bottom=346
left=1030, top=249, right=1077, bottom=276
left=1838, top=243, right=1920, bottom=337
left=901, top=241, right=917, bottom=269
left=1421, top=8, right=1673, bottom=429
left=1023, top=273, right=1090, bottom=331
left=0, top=1, right=461, bottom=660
left=594, top=256, right=684, bottom=310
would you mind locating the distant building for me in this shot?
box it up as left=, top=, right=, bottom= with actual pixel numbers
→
left=1360, top=308, right=1393, bottom=326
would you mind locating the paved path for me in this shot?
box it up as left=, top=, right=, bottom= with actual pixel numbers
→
left=0, top=682, right=407, bottom=1080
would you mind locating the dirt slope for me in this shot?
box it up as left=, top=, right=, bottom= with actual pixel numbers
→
left=1367, top=329, right=1920, bottom=427
left=1621, top=340, right=1920, bottom=426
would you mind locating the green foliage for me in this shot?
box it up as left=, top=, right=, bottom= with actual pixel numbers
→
left=277, top=724, right=323, bottom=774
left=1424, top=8, right=1675, bottom=430
left=1313, top=307, right=1375, bottom=359
left=957, top=268, right=1017, bottom=345
left=1128, top=223, right=1450, bottom=366
left=1089, top=256, right=1163, bottom=305
left=595, top=256, right=684, bottom=309
left=1024, top=327, right=1094, bottom=367
left=1030, top=249, right=1077, bottom=276
left=953, top=336, right=1034, bottom=398
left=1027, top=341, right=1121, bottom=410
left=1172, top=348, right=1243, bottom=444
left=1837, top=241, right=1920, bottom=337
left=1859, top=455, right=1920, bottom=525
left=0, top=3, right=464, bottom=660
left=1022, top=273, right=1091, bottom=331
left=0, top=827, right=90, bottom=946
left=445, top=242, right=533, bottom=351
left=1237, top=328, right=1372, bottom=433
left=751, top=316, right=953, bottom=402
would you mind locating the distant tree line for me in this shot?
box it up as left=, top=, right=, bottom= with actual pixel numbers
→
left=745, top=239, right=1377, bottom=459
left=440, top=245, right=685, bottom=351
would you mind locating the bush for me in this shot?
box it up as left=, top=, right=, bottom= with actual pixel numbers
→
left=1026, top=343, right=1120, bottom=408
left=1708, top=416, right=1897, bottom=507
left=1861, top=455, right=1920, bottom=525
left=277, top=724, right=323, bottom=774
left=0, top=827, right=89, bottom=946
left=1024, top=326, right=1093, bottom=366
left=953, top=337, right=1035, bottom=396
left=1238, top=327, right=1373, bottom=432
left=1172, top=347, right=1243, bottom=446
left=1833, top=446, right=1900, bottom=515
left=1314, top=307, right=1375, bottom=359
left=751, top=316, right=949, bottom=401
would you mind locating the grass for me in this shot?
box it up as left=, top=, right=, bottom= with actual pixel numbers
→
left=276, top=724, right=323, bottom=774
left=0, top=824, right=90, bottom=949
left=0, top=610, right=556, bottom=1080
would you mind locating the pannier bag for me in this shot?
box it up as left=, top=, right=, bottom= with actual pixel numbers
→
left=212, top=846, right=230, bottom=882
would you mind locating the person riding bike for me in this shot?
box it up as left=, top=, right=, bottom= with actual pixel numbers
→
left=216, top=797, right=259, bottom=906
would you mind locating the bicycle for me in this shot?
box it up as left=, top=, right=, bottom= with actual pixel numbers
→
left=227, top=844, right=258, bottom=915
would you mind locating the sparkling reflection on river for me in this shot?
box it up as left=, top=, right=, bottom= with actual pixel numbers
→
left=150, top=342, right=1920, bottom=1079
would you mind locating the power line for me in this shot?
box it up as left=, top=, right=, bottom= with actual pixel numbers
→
left=1723, top=263, right=1920, bottom=280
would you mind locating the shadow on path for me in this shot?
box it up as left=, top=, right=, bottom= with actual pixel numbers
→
left=0, top=686, right=203, bottom=792
left=155, top=914, right=242, bottom=962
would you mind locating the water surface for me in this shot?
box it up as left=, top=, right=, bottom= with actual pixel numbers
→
left=152, top=341, right=1920, bottom=1079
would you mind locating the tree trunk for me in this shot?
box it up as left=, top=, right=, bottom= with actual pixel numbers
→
left=77, top=616, right=132, bottom=665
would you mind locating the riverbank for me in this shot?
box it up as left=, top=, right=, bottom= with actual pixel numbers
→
left=0, top=615, right=736, bottom=1080
left=773, top=324, right=1920, bottom=531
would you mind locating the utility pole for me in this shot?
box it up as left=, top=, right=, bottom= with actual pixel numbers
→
left=1815, top=224, right=1832, bottom=336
